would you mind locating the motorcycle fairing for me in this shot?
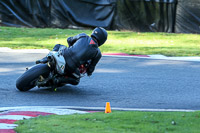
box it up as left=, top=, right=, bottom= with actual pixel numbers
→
left=48, top=51, right=66, bottom=75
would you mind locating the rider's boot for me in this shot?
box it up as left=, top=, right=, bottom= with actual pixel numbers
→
left=54, top=76, right=80, bottom=86
left=36, top=57, right=48, bottom=64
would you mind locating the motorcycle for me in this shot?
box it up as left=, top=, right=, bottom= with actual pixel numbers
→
left=16, top=49, right=90, bottom=91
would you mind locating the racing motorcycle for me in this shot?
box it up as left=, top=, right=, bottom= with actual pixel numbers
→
left=16, top=49, right=90, bottom=91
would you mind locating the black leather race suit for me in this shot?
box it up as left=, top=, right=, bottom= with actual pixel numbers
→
left=53, top=33, right=102, bottom=76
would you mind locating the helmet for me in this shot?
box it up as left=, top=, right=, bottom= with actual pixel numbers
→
left=91, top=27, right=107, bottom=46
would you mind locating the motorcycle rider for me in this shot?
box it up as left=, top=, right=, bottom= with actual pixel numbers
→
left=36, top=27, right=107, bottom=86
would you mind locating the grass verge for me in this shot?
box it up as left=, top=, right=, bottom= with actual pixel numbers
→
left=0, top=26, right=200, bottom=56
left=15, top=111, right=200, bottom=133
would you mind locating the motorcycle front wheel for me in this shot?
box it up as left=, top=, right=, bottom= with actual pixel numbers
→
left=16, top=64, right=50, bottom=91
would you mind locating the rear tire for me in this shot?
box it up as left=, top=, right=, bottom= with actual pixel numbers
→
left=16, top=64, right=50, bottom=91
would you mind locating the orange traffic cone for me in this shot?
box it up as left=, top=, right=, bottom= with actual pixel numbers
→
left=105, top=102, right=112, bottom=113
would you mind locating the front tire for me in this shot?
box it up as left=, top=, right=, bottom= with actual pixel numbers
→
left=16, top=64, right=50, bottom=91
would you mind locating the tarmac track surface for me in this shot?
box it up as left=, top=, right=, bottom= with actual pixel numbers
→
left=1, top=52, right=200, bottom=110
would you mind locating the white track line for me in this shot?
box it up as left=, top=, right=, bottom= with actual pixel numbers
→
left=0, top=47, right=50, bottom=53
left=1, top=48, right=200, bottom=62
left=0, top=106, right=196, bottom=112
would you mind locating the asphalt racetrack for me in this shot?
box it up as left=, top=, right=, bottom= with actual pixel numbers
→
left=1, top=51, right=200, bottom=110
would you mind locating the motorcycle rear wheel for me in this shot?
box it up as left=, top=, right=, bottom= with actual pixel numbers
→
left=16, top=64, right=50, bottom=91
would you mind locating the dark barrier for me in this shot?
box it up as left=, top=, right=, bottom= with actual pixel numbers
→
left=0, top=0, right=199, bottom=33
left=50, top=0, right=116, bottom=29
left=175, top=0, right=200, bottom=33
left=113, top=0, right=177, bottom=32
left=0, top=0, right=51, bottom=27
left=0, top=0, right=116, bottom=29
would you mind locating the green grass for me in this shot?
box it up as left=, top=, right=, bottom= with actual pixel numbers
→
left=0, top=26, right=200, bottom=56
left=15, top=111, right=200, bottom=133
